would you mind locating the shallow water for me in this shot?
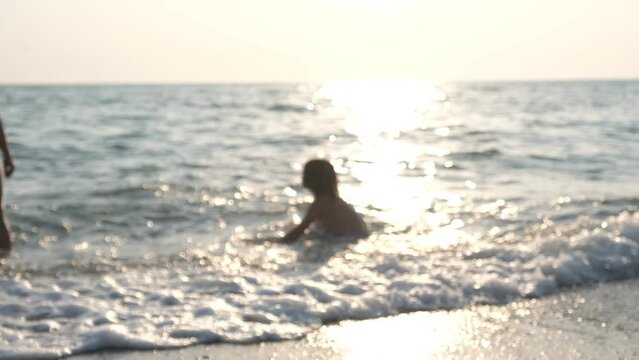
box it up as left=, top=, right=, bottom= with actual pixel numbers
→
left=0, top=80, right=638, bottom=358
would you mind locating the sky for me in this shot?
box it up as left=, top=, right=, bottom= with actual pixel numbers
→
left=0, top=0, right=637, bottom=83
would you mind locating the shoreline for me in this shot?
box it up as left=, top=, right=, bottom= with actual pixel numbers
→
left=73, top=278, right=639, bottom=360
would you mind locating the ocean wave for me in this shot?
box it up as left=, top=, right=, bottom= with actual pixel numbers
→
left=1, top=210, right=639, bottom=358
left=89, top=186, right=149, bottom=197
left=450, top=148, right=502, bottom=159
left=528, top=154, right=565, bottom=162
left=266, top=104, right=312, bottom=113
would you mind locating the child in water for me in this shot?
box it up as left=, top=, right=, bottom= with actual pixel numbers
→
left=282, top=159, right=368, bottom=242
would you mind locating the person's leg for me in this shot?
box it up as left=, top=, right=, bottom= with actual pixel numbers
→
left=0, top=166, right=11, bottom=250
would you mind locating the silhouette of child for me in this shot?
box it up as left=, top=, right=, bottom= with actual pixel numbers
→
left=283, top=159, right=367, bottom=242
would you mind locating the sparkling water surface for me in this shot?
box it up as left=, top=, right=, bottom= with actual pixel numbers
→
left=0, top=81, right=638, bottom=358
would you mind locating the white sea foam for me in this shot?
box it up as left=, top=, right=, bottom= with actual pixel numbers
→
left=1, top=211, right=639, bottom=358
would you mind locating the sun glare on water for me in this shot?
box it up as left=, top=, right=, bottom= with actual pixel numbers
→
left=312, top=80, right=464, bottom=245
left=316, top=80, right=444, bottom=138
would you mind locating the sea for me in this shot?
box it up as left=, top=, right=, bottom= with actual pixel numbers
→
left=0, top=80, right=638, bottom=359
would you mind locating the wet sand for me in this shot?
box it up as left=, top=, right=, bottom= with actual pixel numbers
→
left=74, top=279, right=639, bottom=360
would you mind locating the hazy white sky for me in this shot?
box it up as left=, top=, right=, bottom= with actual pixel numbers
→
left=0, top=0, right=637, bottom=83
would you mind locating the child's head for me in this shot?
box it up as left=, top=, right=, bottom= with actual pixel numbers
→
left=302, top=159, right=338, bottom=198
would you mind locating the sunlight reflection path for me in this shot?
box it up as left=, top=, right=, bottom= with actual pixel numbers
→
left=311, top=311, right=474, bottom=359
left=313, top=80, right=468, bottom=246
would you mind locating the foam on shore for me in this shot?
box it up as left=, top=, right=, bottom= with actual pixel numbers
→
left=1, top=211, right=639, bottom=358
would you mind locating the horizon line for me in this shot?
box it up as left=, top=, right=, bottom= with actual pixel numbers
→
left=0, top=76, right=638, bottom=87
